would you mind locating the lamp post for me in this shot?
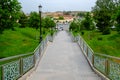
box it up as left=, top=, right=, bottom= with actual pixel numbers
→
left=38, top=5, right=42, bottom=43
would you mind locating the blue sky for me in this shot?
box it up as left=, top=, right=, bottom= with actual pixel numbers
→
left=18, top=0, right=97, bottom=13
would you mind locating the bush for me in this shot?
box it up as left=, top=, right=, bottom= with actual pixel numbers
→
left=103, top=28, right=111, bottom=35
left=98, top=37, right=103, bottom=40
left=81, top=31, right=84, bottom=35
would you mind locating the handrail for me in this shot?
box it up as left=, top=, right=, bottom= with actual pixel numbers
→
left=0, top=52, right=33, bottom=62
left=70, top=32, right=120, bottom=80
left=95, top=53, right=120, bottom=60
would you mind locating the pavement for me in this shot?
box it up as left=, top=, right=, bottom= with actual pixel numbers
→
left=26, top=31, right=101, bottom=80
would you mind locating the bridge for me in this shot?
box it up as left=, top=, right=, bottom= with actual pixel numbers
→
left=0, top=24, right=120, bottom=80
left=25, top=31, right=101, bottom=80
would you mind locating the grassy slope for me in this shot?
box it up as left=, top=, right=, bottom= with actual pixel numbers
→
left=80, top=30, right=120, bottom=57
left=0, top=27, right=49, bottom=58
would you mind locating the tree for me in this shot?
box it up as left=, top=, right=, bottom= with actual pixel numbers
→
left=80, top=12, right=95, bottom=30
left=77, top=12, right=85, bottom=18
left=92, top=0, right=117, bottom=34
left=43, top=17, right=56, bottom=29
left=115, top=7, right=120, bottom=33
left=63, top=11, right=71, bottom=15
left=29, top=12, right=40, bottom=29
left=0, top=0, right=21, bottom=33
left=59, top=16, right=64, bottom=20
left=19, top=12, right=28, bottom=28
left=69, top=20, right=80, bottom=32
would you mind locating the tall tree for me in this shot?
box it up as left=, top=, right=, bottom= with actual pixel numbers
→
left=69, top=20, right=80, bottom=32
left=115, top=6, right=120, bottom=33
left=43, top=17, right=56, bottom=29
left=80, top=12, right=95, bottom=30
left=92, top=0, right=116, bottom=34
left=77, top=12, right=85, bottom=18
left=19, top=12, right=28, bottom=28
left=0, top=0, right=21, bottom=33
left=29, top=12, right=40, bottom=29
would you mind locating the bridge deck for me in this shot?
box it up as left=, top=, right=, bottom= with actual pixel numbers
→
left=26, top=31, right=101, bottom=80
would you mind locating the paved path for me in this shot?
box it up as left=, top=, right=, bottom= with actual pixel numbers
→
left=27, top=31, right=101, bottom=80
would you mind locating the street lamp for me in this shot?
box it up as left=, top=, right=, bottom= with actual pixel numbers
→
left=38, top=4, right=42, bottom=43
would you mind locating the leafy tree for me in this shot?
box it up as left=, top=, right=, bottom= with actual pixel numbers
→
left=92, top=0, right=117, bottom=34
left=77, top=12, right=85, bottom=18
left=80, top=12, right=95, bottom=30
left=115, top=7, right=120, bottom=33
left=0, top=0, right=21, bottom=33
left=19, top=12, right=28, bottom=28
left=69, top=20, right=80, bottom=32
left=43, top=17, right=56, bottom=29
left=59, top=16, right=64, bottom=20
left=29, top=12, right=40, bottom=29
left=63, top=11, right=71, bottom=15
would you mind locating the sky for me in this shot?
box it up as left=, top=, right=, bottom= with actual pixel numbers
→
left=18, top=0, right=97, bottom=13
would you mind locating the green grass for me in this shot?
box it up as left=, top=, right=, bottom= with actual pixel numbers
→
left=80, top=30, right=120, bottom=57
left=0, top=27, right=50, bottom=58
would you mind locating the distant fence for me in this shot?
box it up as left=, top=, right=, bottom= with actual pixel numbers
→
left=0, top=34, right=55, bottom=80
left=70, top=32, right=120, bottom=80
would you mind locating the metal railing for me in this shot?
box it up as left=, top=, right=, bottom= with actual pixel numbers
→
left=71, top=32, right=120, bottom=80
left=0, top=34, right=54, bottom=80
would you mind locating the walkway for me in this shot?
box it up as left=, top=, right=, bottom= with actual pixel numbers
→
left=26, top=31, right=101, bottom=80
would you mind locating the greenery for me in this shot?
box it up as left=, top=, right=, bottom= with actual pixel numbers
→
left=80, top=30, right=120, bottom=57
left=29, top=12, right=40, bottom=29
left=77, top=12, right=85, bottom=18
left=92, top=0, right=120, bottom=35
left=42, top=17, right=56, bottom=29
left=80, top=12, right=95, bottom=30
left=63, top=11, right=71, bottom=15
left=58, top=16, right=64, bottom=20
left=70, top=12, right=95, bottom=32
left=69, top=20, right=80, bottom=32
left=0, top=27, right=50, bottom=58
left=0, top=0, right=21, bottom=33
left=114, top=6, right=120, bottom=33
left=19, top=12, right=28, bottom=28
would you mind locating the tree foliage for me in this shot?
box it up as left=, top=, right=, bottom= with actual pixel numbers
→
left=70, top=13, right=94, bottom=32
left=0, top=0, right=21, bottom=33
left=29, top=12, right=40, bottom=29
left=77, top=12, right=85, bottom=18
left=59, top=16, right=64, bottom=20
left=29, top=13, right=56, bottom=30
left=92, top=0, right=120, bottom=34
left=115, top=6, right=120, bottom=33
left=19, top=12, right=28, bottom=28
left=80, top=12, right=95, bottom=30
left=69, top=20, right=80, bottom=32
left=63, top=11, right=71, bottom=15
left=43, top=17, right=56, bottom=29
left=92, top=0, right=117, bottom=34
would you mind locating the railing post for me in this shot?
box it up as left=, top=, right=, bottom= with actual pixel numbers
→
left=83, top=41, right=84, bottom=51
left=86, top=46, right=88, bottom=56
left=0, top=66, right=2, bottom=80
left=33, top=54, right=36, bottom=67
left=20, top=58, right=23, bottom=76
left=92, top=54, right=94, bottom=65
left=2, top=66, right=4, bottom=80
left=39, top=44, right=41, bottom=56
left=80, top=37, right=82, bottom=46
left=105, top=59, right=109, bottom=75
